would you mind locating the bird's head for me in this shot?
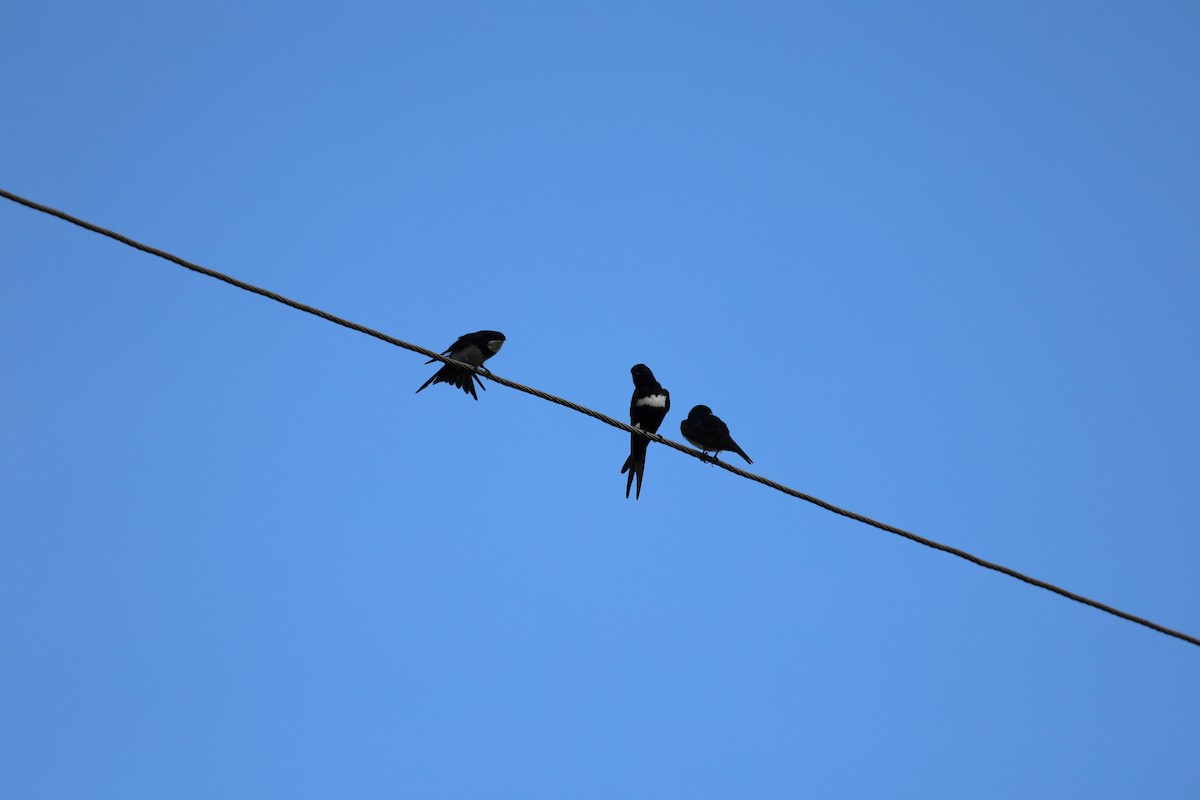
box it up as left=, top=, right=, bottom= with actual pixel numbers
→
left=630, top=363, right=656, bottom=386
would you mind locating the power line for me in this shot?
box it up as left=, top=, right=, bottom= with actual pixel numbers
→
left=4, top=185, right=1197, bottom=649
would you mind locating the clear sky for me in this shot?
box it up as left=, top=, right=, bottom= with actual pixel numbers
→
left=3, top=2, right=1199, bottom=797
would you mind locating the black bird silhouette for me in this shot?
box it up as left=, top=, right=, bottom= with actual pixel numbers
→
left=680, top=405, right=752, bottom=464
left=619, top=364, right=671, bottom=499
left=415, top=330, right=506, bottom=400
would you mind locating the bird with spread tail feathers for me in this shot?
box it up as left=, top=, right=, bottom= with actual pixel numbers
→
left=415, top=330, right=506, bottom=400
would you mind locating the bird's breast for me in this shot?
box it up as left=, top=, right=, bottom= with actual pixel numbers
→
left=453, top=344, right=485, bottom=365
left=635, top=393, right=668, bottom=408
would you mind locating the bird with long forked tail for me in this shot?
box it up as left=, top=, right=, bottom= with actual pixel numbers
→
left=415, top=330, right=505, bottom=400
left=680, top=405, right=752, bottom=464
left=620, top=364, right=670, bottom=499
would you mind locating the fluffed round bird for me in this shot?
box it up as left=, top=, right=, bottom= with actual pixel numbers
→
left=680, top=404, right=752, bottom=464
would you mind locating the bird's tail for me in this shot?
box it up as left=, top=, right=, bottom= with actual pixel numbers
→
left=731, top=443, right=752, bottom=464
left=415, top=364, right=483, bottom=400
left=414, top=370, right=441, bottom=394
left=620, top=435, right=651, bottom=499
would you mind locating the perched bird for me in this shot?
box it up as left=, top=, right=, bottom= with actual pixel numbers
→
left=415, top=330, right=506, bottom=400
left=620, top=364, right=671, bottom=500
left=680, top=405, right=752, bottom=464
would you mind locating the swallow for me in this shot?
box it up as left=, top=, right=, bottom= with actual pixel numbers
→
left=415, top=330, right=506, bottom=400
left=620, top=364, right=671, bottom=499
left=680, top=405, right=752, bottom=464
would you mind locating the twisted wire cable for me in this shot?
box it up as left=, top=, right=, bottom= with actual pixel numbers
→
left=3, top=186, right=1196, bottom=648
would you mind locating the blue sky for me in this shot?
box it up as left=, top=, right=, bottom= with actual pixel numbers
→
left=3, top=2, right=1198, bottom=797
